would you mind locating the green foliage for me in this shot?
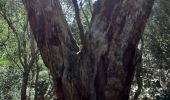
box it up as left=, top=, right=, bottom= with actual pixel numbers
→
left=130, top=0, right=170, bottom=99
left=0, top=0, right=51, bottom=99
left=156, top=86, right=170, bottom=100
left=0, top=66, right=20, bottom=99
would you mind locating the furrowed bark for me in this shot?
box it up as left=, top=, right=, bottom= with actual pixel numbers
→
left=82, top=0, right=154, bottom=99
left=22, top=0, right=79, bottom=99
left=22, top=0, right=154, bottom=100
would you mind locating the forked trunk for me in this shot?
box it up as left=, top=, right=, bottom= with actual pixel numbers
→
left=22, top=0, right=154, bottom=99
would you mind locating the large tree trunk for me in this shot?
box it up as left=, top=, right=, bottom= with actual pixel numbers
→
left=22, top=0, right=154, bottom=100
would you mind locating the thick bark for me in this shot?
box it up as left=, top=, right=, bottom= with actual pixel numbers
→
left=22, top=0, right=154, bottom=100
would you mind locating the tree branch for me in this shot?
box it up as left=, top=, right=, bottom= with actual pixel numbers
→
left=88, top=0, right=93, bottom=15
left=72, top=0, right=86, bottom=45
left=80, top=1, right=90, bottom=27
left=0, top=12, right=25, bottom=67
left=4, top=45, right=24, bottom=72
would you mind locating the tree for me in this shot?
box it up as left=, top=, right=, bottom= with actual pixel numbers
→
left=0, top=0, right=39, bottom=99
left=22, top=0, right=154, bottom=99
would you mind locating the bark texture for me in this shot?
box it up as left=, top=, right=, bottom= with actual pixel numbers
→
left=22, top=0, right=154, bottom=100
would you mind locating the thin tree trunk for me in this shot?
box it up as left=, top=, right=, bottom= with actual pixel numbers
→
left=22, top=0, right=154, bottom=100
left=134, top=63, right=143, bottom=100
left=34, top=63, right=40, bottom=100
left=21, top=71, right=29, bottom=100
left=134, top=39, right=144, bottom=100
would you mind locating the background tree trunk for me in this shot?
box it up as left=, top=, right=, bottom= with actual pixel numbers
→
left=34, top=63, right=40, bottom=100
left=134, top=39, right=144, bottom=100
left=22, top=0, right=154, bottom=100
left=21, top=71, right=29, bottom=100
